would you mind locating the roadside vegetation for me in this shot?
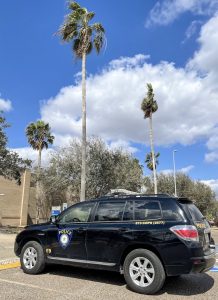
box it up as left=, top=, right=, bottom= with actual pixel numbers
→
left=37, top=137, right=143, bottom=212
left=0, top=113, right=30, bottom=184
left=145, top=172, right=217, bottom=218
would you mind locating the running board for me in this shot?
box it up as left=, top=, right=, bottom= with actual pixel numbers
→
left=47, top=256, right=116, bottom=267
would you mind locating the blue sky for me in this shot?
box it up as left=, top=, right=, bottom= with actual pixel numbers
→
left=0, top=0, right=218, bottom=193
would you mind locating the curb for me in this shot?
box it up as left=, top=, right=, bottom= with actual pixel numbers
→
left=0, top=258, right=20, bottom=271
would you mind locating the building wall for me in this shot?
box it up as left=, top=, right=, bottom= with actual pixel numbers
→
left=0, top=170, right=31, bottom=227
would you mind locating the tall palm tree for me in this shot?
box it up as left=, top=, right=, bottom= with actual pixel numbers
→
left=145, top=152, right=160, bottom=171
left=58, top=1, right=105, bottom=201
left=26, top=120, right=54, bottom=223
left=141, top=83, right=158, bottom=194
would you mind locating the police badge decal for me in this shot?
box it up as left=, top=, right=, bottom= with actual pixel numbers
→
left=58, top=229, right=73, bottom=249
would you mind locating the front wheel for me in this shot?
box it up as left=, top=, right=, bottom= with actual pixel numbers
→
left=20, top=241, right=45, bottom=274
left=123, top=249, right=166, bottom=294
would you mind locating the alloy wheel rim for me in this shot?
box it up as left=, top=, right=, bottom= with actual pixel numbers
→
left=129, top=257, right=155, bottom=287
left=23, top=247, right=37, bottom=269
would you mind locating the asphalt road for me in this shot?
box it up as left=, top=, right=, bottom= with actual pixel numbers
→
left=0, top=229, right=218, bottom=299
left=0, top=265, right=218, bottom=300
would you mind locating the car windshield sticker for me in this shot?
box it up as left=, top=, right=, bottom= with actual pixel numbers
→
left=135, top=220, right=165, bottom=225
left=58, top=229, right=73, bottom=249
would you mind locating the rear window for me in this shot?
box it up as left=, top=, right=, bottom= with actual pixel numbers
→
left=184, top=203, right=204, bottom=222
left=161, top=200, right=186, bottom=222
left=134, top=201, right=161, bottom=220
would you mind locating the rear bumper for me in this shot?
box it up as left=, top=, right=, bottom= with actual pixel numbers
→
left=165, top=250, right=216, bottom=276
left=190, top=251, right=216, bottom=273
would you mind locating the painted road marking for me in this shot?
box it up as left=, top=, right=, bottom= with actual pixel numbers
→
left=0, top=258, right=20, bottom=271
left=0, top=278, right=73, bottom=296
left=0, top=261, right=20, bottom=271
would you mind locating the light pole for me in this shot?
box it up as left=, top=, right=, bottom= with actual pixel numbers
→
left=173, top=150, right=177, bottom=197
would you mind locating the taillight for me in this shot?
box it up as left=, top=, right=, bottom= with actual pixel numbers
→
left=170, top=225, right=199, bottom=242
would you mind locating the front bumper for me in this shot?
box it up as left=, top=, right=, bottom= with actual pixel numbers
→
left=190, top=251, right=216, bottom=273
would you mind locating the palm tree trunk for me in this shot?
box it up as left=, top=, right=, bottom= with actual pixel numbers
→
left=36, top=148, right=42, bottom=223
left=149, top=113, right=157, bottom=194
left=80, top=51, right=87, bottom=202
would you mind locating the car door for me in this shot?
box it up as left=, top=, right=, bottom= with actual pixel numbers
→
left=86, top=200, right=133, bottom=265
left=46, top=201, right=96, bottom=260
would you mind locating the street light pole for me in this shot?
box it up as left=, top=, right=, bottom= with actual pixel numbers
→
left=173, top=150, right=177, bottom=197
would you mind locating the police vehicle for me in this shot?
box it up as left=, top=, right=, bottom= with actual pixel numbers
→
left=14, top=194, right=216, bottom=295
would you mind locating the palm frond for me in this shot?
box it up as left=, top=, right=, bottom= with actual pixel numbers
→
left=58, top=2, right=105, bottom=58
left=69, top=2, right=81, bottom=11
left=145, top=152, right=160, bottom=171
left=26, top=120, right=54, bottom=151
left=92, top=23, right=105, bottom=33
left=87, top=12, right=95, bottom=21
left=72, top=38, right=82, bottom=57
left=93, top=34, right=104, bottom=54
left=141, top=83, right=158, bottom=118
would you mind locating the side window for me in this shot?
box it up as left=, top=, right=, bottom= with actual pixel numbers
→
left=58, top=202, right=94, bottom=224
left=123, top=201, right=134, bottom=221
left=94, top=201, right=125, bottom=222
left=161, top=200, right=186, bottom=221
left=134, top=201, right=161, bottom=220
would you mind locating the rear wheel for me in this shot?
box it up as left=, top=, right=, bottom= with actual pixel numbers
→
left=20, top=241, right=45, bottom=274
left=123, top=249, right=165, bottom=294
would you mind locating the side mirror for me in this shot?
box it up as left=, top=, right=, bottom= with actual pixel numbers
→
left=50, top=215, right=57, bottom=224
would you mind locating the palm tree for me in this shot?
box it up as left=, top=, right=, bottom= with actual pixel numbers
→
left=145, top=152, right=160, bottom=171
left=26, top=120, right=55, bottom=223
left=58, top=1, right=105, bottom=201
left=141, top=83, right=158, bottom=194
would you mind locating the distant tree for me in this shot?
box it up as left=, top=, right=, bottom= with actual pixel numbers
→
left=144, top=172, right=216, bottom=215
left=26, top=120, right=54, bottom=223
left=141, top=83, right=158, bottom=194
left=41, top=137, right=143, bottom=204
left=58, top=1, right=105, bottom=202
left=145, top=152, right=160, bottom=171
left=0, top=113, right=31, bottom=184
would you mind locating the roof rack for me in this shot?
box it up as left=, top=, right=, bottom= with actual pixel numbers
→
left=99, top=193, right=172, bottom=200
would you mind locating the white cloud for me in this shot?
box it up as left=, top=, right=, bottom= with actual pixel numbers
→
left=145, top=0, right=218, bottom=27
left=179, top=165, right=195, bottom=173
left=160, top=165, right=194, bottom=175
left=12, top=148, right=55, bottom=167
left=108, top=140, right=138, bottom=154
left=205, top=152, right=218, bottom=163
left=40, top=15, right=218, bottom=164
left=182, top=20, right=202, bottom=43
left=201, top=179, right=218, bottom=196
left=0, top=97, right=12, bottom=112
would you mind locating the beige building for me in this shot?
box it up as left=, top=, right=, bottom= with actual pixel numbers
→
left=0, top=170, right=37, bottom=227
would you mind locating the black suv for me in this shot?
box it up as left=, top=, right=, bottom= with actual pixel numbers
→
left=14, top=194, right=216, bottom=294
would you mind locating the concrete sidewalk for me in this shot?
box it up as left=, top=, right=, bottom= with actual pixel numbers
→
left=0, top=233, right=19, bottom=270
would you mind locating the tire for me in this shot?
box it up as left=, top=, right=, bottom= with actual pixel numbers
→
left=123, top=248, right=166, bottom=294
left=20, top=241, right=45, bottom=274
